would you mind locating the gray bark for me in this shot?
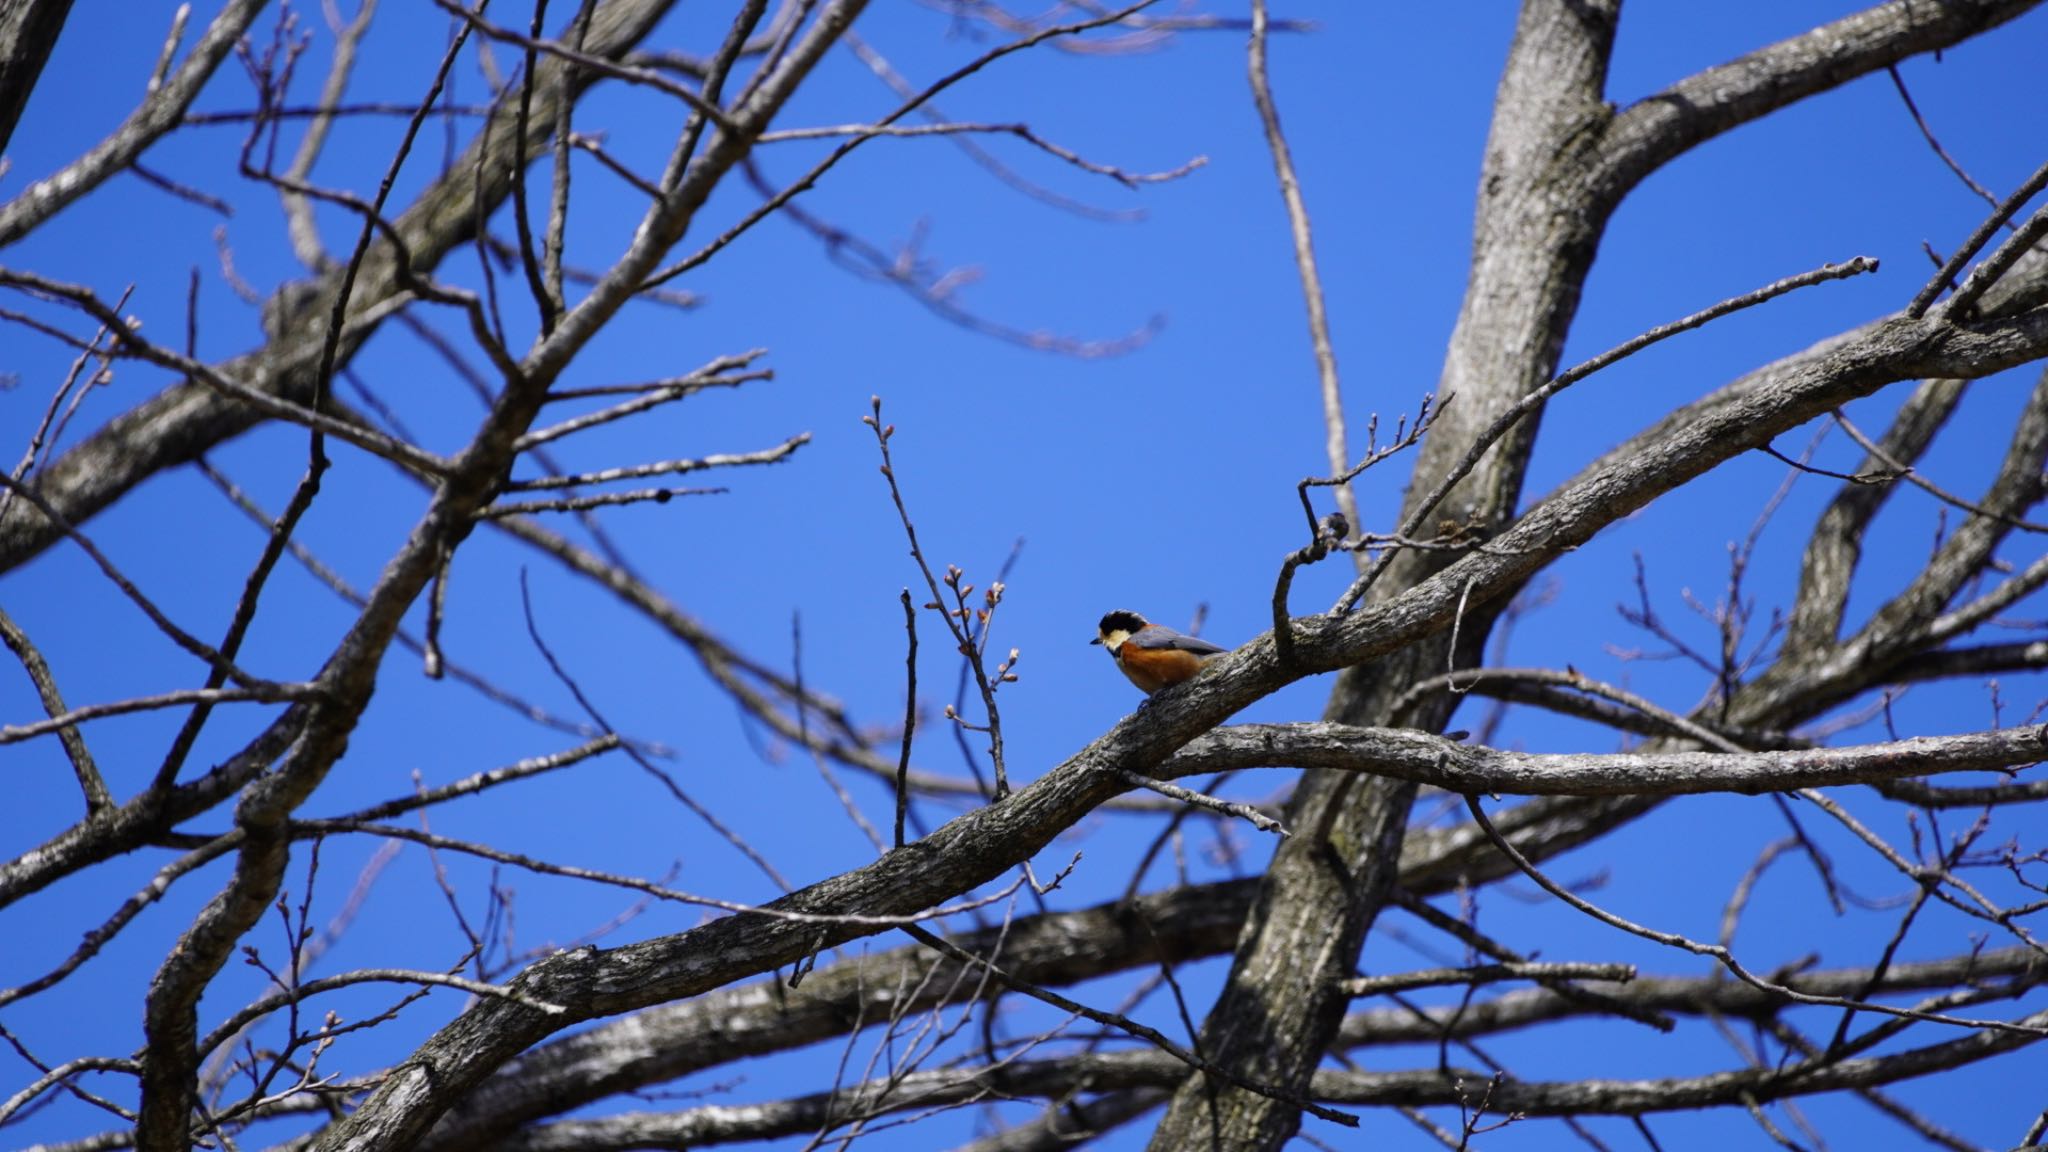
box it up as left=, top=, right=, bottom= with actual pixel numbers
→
left=1147, top=0, right=2047, bottom=1146
left=0, top=0, right=73, bottom=156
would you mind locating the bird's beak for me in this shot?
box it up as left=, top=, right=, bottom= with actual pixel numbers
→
left=1088, top=636, right=1102, bottom=645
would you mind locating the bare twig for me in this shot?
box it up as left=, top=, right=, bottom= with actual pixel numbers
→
left=0, top=682, right=322, bottom=746
left=0, top=269, right=451, bottom=475
left=837, top=27, right=1195, bottom=221
left=0, top=474, right=282, bottom=691
left=1912, top=156, right=2048, bottom=318
left=476, top=485, right=729, bottom=518
left=1251, top=0, right=1355, bottom=540
left=738, top=158, right=1161, bottom=358
left=280, top=0, right=381, bottom=269
left=793, top=611, right=886, bottom=853
left=1831, top=406, right=2048, bottom=533
left=1115, top=769, right=1287, bottom=837
left=1336, top=256, right=1881, bottom=614
left=430, top=0, right=737, bottom=129
left=0, top=285, right=130, bottom=528
left=896, top=588, right=917, bottom=848
left=1274, top=399, right=1442, bottom=662
left=498, top=434, right=809, bottom=491
left=1337, top=962, right=1634, bottom=999
left=1462, top=794, right=2045, bottom=1035
left=866, top=397, right=1012, bottom=799
left=901, top=923, right=1360, bottom=1128
left=755, top=119, right=1202, bottom=185
left=641, top=0, right=1167, bottom=291
left=518, top=352, right=769, bottom=448
left=517, top=570, right=794, bottom=893
left=0, top=606, right=110, bottom=811
left=0, top=0, right=266, bottom=247
left=1884, top=64, right=2000, bottom=215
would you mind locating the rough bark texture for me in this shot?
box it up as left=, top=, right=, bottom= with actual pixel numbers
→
left=1147, top=3, right=1622, bottom=1144
left=4, top=1, right=2047, bottom=1147
left=1148, top=0, right=2048, bottom=1145
left=288, top=210, right=2048, bottom=1152
left=0, top=0, right=73, bottom=157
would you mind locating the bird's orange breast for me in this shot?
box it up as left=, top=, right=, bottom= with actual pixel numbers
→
left=1115, top=645, right=1212, bottom=695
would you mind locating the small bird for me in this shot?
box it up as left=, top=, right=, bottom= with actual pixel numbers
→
left=1091, top=610, right=1229, bottom=695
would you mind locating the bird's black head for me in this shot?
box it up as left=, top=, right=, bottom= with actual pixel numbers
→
left=1097, top=610, right=1148, bottom=637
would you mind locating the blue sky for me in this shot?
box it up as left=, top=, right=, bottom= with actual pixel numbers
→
left=3, top=2, right=2046, bottom=1148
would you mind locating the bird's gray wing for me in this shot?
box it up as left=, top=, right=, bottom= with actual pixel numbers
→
left=1126, top=626, right=1228, bottom=656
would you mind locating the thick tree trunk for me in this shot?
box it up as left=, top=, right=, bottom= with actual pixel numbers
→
left=1148, top=2, right=1623, bottom=1145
